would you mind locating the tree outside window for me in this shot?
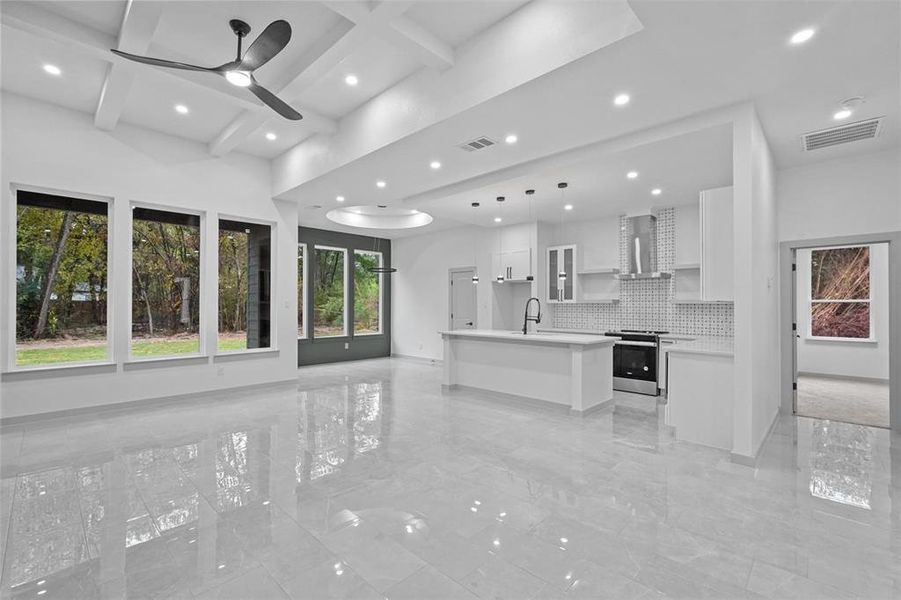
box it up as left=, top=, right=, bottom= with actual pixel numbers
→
left=810, top=246, right=870, bottom=339
left=313, top=246, right=346, bottom=337
left=15, top=191, right=108, bottom=367
left=131, top=208, right=201, bottom=357
left=354, top=251, right=381, bottom=335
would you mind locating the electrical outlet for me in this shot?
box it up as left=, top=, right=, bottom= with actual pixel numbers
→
left=344, top=342, right=349, bottom=350
left=217, top=367, right=224, bottom=376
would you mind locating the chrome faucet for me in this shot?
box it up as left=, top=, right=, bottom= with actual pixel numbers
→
left=522, top=297, right=541, bottom=335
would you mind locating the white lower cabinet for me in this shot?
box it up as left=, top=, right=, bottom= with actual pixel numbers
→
left=665, top=352, right=734, bottom=450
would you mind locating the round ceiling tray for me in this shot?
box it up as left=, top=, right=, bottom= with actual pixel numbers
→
left=326, top=205, right=433, bottom=229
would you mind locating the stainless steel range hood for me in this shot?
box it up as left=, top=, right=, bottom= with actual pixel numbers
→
left=616, top=214, right=671, bottom=280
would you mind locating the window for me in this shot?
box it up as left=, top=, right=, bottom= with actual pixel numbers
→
left=810, top=245, right=871, bottom=339
left=15, top=191, right=108, bottom=367
left=218, top=220, right=271, bottom=352
left=131, top=207, right=201, bottom=357
left=354, top=250, right=382, bottom=335
left=313, top=246, right=346, bottom=338
left=298, top=243, right=306, bottom=339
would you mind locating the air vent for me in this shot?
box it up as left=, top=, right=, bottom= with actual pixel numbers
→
left=801, top=117, right=883, bottom=151
left=458, top=136, right=497, bottom=152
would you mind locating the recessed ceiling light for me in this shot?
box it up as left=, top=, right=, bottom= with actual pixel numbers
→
left=42, top=64, right=61, bottom=76
left=430, top=160, right=441, bottom=169
left=494, top=217, right=502, bottom=223
left=564, top=204, right=573, bottom=211
left=265, top=132, right=277, bottom=141
left=651, top=188, right=662, bottom=196
left=376, top=180, right=386, bottom=188
left=790, top=28, right=815, bottom=45
left=627, top=171, right=638, bottom=179
left=505, top=134, right=518, bottom=144
left=345, top=74, right=359, bottom=86
left=175, top=104, right=189, bottom=115
left=613, top=93, right=630, bottom=106
left=336, top=195, right=345, bottom=202
left=833, top=109, right=852, bottom=120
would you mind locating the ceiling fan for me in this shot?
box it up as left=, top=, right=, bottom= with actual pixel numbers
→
left=111, top=19, right=302, bottom=120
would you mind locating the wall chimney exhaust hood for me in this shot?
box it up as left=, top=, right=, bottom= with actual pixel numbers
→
left=616, top=214, right=671, bottom=280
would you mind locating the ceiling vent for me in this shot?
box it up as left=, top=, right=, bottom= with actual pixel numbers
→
left=458, top=136, right=496, bottom=152
left=801, top=117, right=883, bottom=151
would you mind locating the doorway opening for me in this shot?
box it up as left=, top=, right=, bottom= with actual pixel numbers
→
left=792, top=242, right=891, bottom=428
left=448, top=267, right=477, bottom=330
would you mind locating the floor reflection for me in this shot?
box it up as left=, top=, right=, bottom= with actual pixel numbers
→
left=1, top=380, right=389, bottom=599
left=808, top=420, right=874, bottom=510
left=1, top=361, right=898, bottom=600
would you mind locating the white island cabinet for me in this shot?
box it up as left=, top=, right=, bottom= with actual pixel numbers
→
left=439, top=330, right=615, bottom=414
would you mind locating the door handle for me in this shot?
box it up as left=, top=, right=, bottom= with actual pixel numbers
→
left=466, top=322, right=473, bottom=326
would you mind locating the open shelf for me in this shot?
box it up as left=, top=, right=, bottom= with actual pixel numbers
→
left=673, top=263, right=700, bottom=271
left=577, top=267, right=620, bottom=276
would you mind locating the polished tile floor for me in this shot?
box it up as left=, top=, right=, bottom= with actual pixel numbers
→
left=1, top=358, right=899, bottom=599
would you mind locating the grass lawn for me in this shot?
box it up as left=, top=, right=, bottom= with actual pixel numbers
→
left=16, top=336, right=248, bottom=366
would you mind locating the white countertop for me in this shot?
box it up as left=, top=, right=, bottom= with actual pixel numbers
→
left=535, top=327, right=733, bottom=357
left=439, top=329, right=615, bottom=347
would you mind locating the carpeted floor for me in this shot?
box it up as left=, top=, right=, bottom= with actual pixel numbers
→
left=796, top=373, right=890, bottom=428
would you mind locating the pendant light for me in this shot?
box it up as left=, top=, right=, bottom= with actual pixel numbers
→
left=367, top=236, right=397, bottom=273
left=557, top=182, right=568, bottom=285
left=525, top=189, right=535, bottom=282
left=495, top=196, right=505, bottom=282
left=471, top=202, right=480, bottom=284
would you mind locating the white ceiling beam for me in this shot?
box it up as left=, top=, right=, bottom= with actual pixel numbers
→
left=94, top=0, right=163, bottom=131
left=1, top=2, right=335, bottom=141
left=322, top=1, right=454, bottom=70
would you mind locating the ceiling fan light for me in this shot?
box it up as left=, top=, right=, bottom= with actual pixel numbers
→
left=225, top=70, right=252, bottom=87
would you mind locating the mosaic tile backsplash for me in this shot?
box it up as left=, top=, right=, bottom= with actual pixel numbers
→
left=553, top=208, right=734, bottom=337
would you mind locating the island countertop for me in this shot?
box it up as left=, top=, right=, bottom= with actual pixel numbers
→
left=439, top=329, right=616, bottom=347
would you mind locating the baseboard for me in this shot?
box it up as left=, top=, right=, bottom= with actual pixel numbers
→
left=0, top=378, right=298, bottom=427
left=730, top=408, right=780, bottom=467
left=798, top=371, right=889, bottom=384
left=391, top=354, right=443, bottom=365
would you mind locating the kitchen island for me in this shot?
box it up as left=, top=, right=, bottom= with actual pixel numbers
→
left=439, top=329, right=615, bottom=414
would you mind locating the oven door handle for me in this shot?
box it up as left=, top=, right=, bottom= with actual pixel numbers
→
left=614, top=340, right=657, bottom=347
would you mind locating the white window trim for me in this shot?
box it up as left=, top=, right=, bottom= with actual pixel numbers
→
left=6, top=183, right=115, bottom=372
left=128, top=201, right=206, bottom=361
left=807, top=244, right=875, bottom=343
left=353, top=249, right=384, bottom=337
left=313, top=245, right=349, bottom=339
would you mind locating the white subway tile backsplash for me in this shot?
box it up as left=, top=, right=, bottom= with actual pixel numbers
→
left=553, top=208, right=734, bottom=336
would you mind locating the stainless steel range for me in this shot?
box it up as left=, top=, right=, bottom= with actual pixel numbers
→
left=603, top=329, right=668, bottom=396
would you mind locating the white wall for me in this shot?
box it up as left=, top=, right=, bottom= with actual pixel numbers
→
left=0, top=93, right=298, bottom=419
left=796, top=244, right=890, bottom=380
left=392, top=222, right=536, bottom=360
left=777, top=148, right=901, bottom=242
left=732, top=106, right=780, bottom=460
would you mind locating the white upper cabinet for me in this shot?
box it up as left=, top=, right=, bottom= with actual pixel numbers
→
left=673, top=186, right=734, bottom=302
left=492, top=248, right=532, bottom=281
left=700, top=186, right=734, bottom=301
left=673, top=204, right=701, bottom=267
left=547, top=244, right=577, bottom=302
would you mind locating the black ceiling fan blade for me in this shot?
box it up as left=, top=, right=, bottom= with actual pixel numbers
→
left=248, top=80, right=302, bottom=120
left=239, top=20, right=291, bottom=72
left=111, top=49, right=219, bottom=72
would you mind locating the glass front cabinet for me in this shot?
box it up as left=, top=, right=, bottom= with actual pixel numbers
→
left=547, top=244, right=576, bottom=303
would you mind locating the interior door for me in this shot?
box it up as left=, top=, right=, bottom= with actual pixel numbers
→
left=449, top=268, right=477, bottom=330
left=791, top=249, right=799, bottom=414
